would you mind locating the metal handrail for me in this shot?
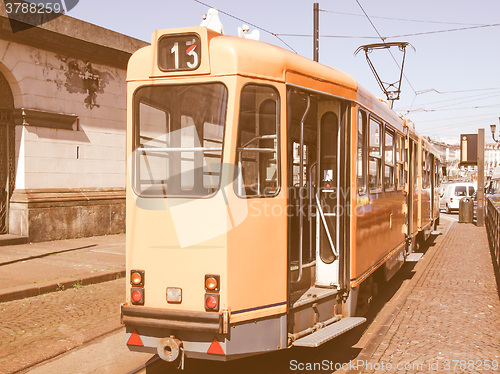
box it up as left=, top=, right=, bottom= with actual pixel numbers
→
left=241, top=134, right=276, bottom=148
left=485, top=197, right=500, bottom=280
left=315, top=193, right=339, bottom=258
left=292, top=95, right=310, bottom=284
left=136, top=147, right=222, bottom=152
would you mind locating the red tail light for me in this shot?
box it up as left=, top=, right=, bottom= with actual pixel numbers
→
left=131, top=287, right=144, bottom=305
left=450, top=197, right=453, bottom=203
left=205, top=294, right=219, bottom=311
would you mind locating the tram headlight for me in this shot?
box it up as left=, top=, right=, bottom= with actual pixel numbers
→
left=130, top=270, right=144, bottom=286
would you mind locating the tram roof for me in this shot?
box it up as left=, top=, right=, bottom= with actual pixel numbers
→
left=128, top=27, right=358, bottom=95
left=209, top=33, right=358, bottom=98
left=128, top=27, right=414, bottom=136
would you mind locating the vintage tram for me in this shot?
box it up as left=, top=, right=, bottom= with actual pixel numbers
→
left=121, top=26, right=440, bottom=365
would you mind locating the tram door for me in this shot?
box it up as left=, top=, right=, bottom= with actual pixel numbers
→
left=288, top=91, right=348, bottom=290
left=315, top=109, right=340, bottom=287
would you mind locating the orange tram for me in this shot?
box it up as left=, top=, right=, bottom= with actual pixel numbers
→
left=121, top=26, right=441, bottom=366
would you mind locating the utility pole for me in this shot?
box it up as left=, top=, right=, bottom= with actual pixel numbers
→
left=477, top=128, right=485, bottom=227
left=313, top=3, right=319, bottom=62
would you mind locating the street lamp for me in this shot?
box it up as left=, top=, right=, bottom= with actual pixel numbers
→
left=491, top=118, right=499, bottom=143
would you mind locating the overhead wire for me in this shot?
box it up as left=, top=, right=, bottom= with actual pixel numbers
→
left=408, top=104, right=500, bottom=112
left=415, top=87, right=500, bottom=95
left=192, top=0, right=498, bottom=128
left=397, top=90, right=500, bottom=112
left=389, top=23, right=500, bottom=38
left=319, top=9, right=488, bottom=26
left=277, top=24, right=500, bottom=39
left=414, top=113, right=497, bottom=124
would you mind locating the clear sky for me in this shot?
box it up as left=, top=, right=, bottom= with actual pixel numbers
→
left=66, top=0, right=500, bottom=145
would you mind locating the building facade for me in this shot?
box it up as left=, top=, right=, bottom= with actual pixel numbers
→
left=485, top=142, right=500, bottom=176
left=429, top=138, right=500, bottom=181
left=0, top=6, right=148, bottom=241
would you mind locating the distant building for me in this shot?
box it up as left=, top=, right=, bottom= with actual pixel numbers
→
left=485, top=143, right=500, bottom=177
left=429, top=138, right=500, bottom=181
left=427, top=139, right=460, bottom=179
left=0, top=6, right=148, bottom=241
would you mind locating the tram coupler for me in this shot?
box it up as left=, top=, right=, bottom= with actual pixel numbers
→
left=157, top=336, right=184, bottom=369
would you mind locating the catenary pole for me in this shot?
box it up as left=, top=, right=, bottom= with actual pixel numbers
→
left=313, top=3, right=319, bottom=62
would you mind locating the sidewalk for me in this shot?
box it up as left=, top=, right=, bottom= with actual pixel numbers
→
left=0, top=234, right=125, bottom=303
left=349, top=220, right=500, bottom=373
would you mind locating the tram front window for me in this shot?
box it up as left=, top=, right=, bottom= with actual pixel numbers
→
left=132, top=83, right=228, bottom=197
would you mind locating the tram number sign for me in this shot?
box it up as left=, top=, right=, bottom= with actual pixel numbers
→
left=158, top=34, right=201, bottom=71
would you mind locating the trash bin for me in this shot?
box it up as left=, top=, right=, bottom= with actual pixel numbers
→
left=459, top=196, right=474, bottom=223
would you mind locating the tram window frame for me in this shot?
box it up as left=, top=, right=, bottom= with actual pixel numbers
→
left=368, top=117, right=382, bottom=192
left=396, top=134, right=404, bottom=190
left=413, top=142, right=418, bottom=192
left=235, top=83, right=280, bottom=198
left=422, top=151, right=430, bottom=189
left=384, top=128, right=395, bottom=191
left=132, top=82, right=228, bottom=198
left=357, top=109, right=367, bottom=195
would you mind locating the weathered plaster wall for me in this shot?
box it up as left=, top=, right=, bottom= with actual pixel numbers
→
left=0, top=8, right=148, bottom=241
left=0, top=39, right=126, bottom=189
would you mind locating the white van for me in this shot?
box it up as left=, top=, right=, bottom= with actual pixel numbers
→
left=439, top=182, right=476, bottom=213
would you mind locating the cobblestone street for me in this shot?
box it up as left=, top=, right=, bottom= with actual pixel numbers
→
left=357, top=223, right=500, bottom=373
left=0, top=279, right=125, bottom=374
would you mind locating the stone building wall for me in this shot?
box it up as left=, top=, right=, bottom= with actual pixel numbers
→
left=0, top=4, right=148, bottom=241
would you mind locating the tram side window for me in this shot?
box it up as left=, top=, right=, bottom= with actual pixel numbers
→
left=357, top=110, right=367, bottom=195
left=368, top=118, right=382, bottom=191
left=384, top=129, right=395, bottom=190
left=235, top=84, right=279, bottom=197
left=413, top=144, right=418, bottom=191
left=422, top=151, right=430, bottom=189
left=396, top=135, right=404, bottom=190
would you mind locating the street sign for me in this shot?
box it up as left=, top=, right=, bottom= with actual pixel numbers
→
left=460, top=134, right=478, bottom=166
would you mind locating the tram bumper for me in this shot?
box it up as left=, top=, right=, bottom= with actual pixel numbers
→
left=120, top=304, right=228, bottom=334
left=121, top=303, right=232, bottom=360
left=121, top=303, right=286, bottom=361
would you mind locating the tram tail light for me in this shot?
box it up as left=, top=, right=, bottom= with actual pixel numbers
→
left=450, top=197, right=453, bottom=203
left=131, top=287, right=144, bottom=305
left=205, top=274, right=219, bottom=291
left=130, top=270, right=145, bottom=286
left=204, top=274, right=220, bottom=311
left=205, top=293, right=219, bottom=311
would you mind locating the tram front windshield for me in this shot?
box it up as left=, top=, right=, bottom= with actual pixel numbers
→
left=132, top=83, right=228, bottom=197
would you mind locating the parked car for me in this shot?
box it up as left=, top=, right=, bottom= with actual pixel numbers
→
left=439, top=182, right=476, bottom=213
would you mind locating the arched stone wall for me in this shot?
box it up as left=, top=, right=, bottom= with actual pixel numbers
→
left=0, top=69, right=16, bottom=233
